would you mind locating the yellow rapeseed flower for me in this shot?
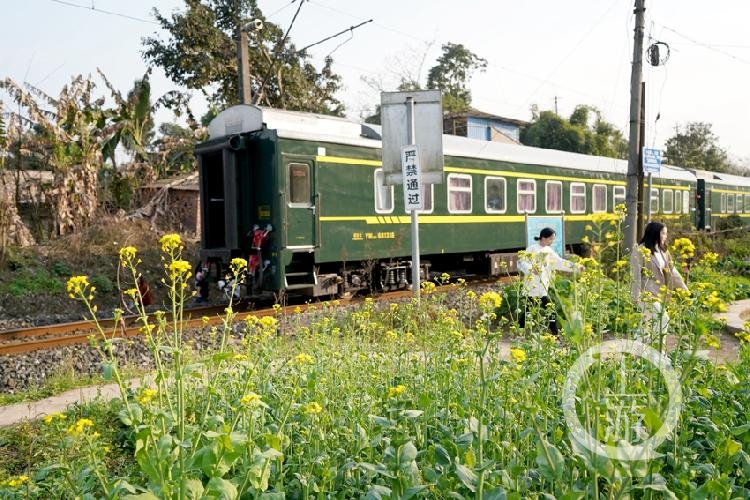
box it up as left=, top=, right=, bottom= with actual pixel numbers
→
left=388, top=385, right=407, bottom=397
left=704, top=334, right=721, bottom=350
left=230, top=257, right=248, bottom=275
left=260, top=316, right=278, bottom=330
left=168, top=260, right=192, bottom=280
left=67, top=417, right=94, bottom=436
left=303, top=402, right=323, bottom=415
left=119, top=246, right=138, bottom=266
left=479, top=291, right=502, bottom=311
left=700, top=251, right=719, bottom=266
left=670, top=237, right=695, bottom=260
left=160, top=233, right=183, bottom=253
left=240, top=392, right=263, bottom=407
left=295, top=353, right=314, bottom=365
left=510, top=348, right=527, bottom=363
left=2, top=475, right=30, bottom=488
left=66, top=275, right=90, bottom=299
left=43, top=412, right=67, bottom=424
left=137, top=388, right=158, bottom=405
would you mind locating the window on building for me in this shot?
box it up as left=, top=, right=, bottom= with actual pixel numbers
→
left=545, top=181, right=562, bottom=213
left=613, top=185, right=626, bottom=208
left=374, top=169, right=393, bottom=213
left=288, top=163, right=311, bottom=204
left=517, top=179, right=536, bottom=214
left=485, top=177, right=506, bottom=213
left=448, top=174, right=472, bottom=213
left=570, top=183, right=586, bottom=213
left=662, top=189, right=674, bottom=214
left=592, top=184, right=607, bottom=213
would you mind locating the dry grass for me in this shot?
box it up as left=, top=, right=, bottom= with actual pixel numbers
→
left=1, top=215, right=200, bottom=322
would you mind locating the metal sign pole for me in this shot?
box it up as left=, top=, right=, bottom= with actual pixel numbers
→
left=406, top=97, right=421, bottom=300
left=647, top=172, right=653, bottom=222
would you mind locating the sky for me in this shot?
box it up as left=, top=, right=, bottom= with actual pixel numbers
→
left=2, top=0, right=750, bottom=161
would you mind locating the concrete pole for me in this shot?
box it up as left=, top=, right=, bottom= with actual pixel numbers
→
left=624, top=0, right=645, bottom=253
left=236, top=25, right=251, bottom=105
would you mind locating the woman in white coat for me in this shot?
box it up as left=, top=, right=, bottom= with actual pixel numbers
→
left=517, top=227, right=582, bottom=335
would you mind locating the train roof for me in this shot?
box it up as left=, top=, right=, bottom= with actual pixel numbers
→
left=692, top=169, right=750, bottom=187
left=211, top=105, right=697, bottom=183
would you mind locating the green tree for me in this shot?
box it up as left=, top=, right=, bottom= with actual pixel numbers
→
left=153, top=121, right=208, bottom=176
left=521, top=105, right=626, bottom=159
left=426, top=43, right=487, bottom=113
left=142, top=0, right=343, bottom=114
left=664, top=122, right=733, bottom=172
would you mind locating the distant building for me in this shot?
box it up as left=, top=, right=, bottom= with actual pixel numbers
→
left=141, top=173, right=200, bottom=238
left=443, top=108, right=528, bottom=144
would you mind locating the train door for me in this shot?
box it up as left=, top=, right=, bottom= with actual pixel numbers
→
left=284, top=157, right=318, bottom=248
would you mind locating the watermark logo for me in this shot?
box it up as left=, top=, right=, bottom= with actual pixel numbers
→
left=562, top=339, right=682, bottom=462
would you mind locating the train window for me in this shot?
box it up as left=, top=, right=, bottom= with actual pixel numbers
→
left=736, top=194, right=743, bottom=213
left=416, top=184, right=433, bottom=213
left=649, top=188, right=659, bottom=213
left=745, top=194, right=750, bottom=213
left=373, top=169, right=394, bottom=214
left=674, top=190, right=683, bottom=214
left=592, top=184, right=607, bottom=213
left=448, top=174, right=472, bottom=213
left=683, top=191, right=690, bottom=213
left=288, top=163, right=311, bottom=205
left=570, top=183, right=585, bottom=214
left=720, top=193, right=727, bottom=213
left=662, top=189, right=674, bottom=214
left=517, top=179, right=536, bottom=214
left=545, top=181, right=562, bottom=213
left=485, top=177, right=506, bottom=213
left=727, top=193, right=735, bottom=213
left=613, top=186, right=626, bottom=208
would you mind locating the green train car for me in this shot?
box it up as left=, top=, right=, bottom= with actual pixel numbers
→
left=694, top=170, right=750, bottom=231
left=194, top=105, right=719, bottom=298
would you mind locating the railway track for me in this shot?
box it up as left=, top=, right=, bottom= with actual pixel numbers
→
left=0, top=277, right=505, bottom=355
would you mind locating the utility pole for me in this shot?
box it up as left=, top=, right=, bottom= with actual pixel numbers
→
left=236, top=19, right=263, bottom=105
left=637, top=81, right=646, bottom=236
left=236, top=24, right=251, bottom=104
left=624, top=0, right=646, bottom=253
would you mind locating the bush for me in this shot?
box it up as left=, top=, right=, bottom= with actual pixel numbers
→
left=50, top=261, right=72, bottom=277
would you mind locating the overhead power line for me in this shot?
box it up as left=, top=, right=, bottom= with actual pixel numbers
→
left=49, top=0, right=157, bottom=24
left=297, top=19, right=372, bottom=54
left=657, top=24, right=750, bottom=66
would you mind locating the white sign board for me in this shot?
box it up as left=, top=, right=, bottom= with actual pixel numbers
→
left=401, top=145, right=423, bottom=211
left=381, top=90, right=444, bottom=186
left=643, top=148, right=662, bottom=174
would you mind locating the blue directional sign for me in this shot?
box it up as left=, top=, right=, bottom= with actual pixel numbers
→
left=643, top=148, right=663, bottom=174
